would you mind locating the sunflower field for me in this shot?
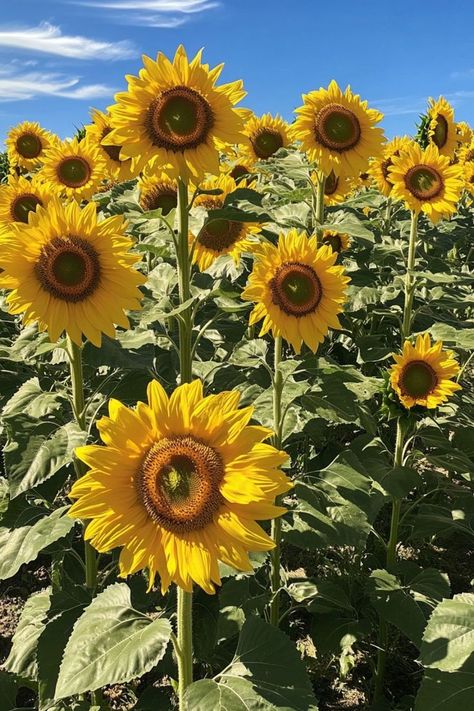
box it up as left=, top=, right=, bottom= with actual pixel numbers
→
left=0, top=46, right=473, bottom=711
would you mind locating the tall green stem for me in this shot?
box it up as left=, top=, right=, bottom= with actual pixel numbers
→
left=66, top=337, right=97, bottom=590
left=314, top=172, right=326, bottom=239
left=269, top=336, right=283, bottom=626
left=401, top=211, right=418, bottom=340
left=175, top=177, right=193, bottom=709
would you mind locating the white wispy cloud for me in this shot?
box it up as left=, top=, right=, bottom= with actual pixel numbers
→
left=372, top=91, right=474, bottom=118
left=71, top=0, right=219, bottom=27
left=0, top=66, right=115, bottom=102
left=0, top=22, right=135, bottom=60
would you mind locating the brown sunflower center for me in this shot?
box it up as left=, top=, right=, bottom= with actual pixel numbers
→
left=432, top=115, right=448, bottom=149
left=400, top=360, right=438, bottom=398
left=323, top=233, right=342, bottom=253
left=35, top=236, right=101, bottom=302
left=138, top=435, right=224, bottom=533
left=230, top=164, right=249, bottom=182
left=11, top=193, right=42, bottom=224
left=314, top=104, right=361, bottom=152
left=140, top=184, right=177, bottom=216
left=198, top=218, right=242, bottom=251
left=101, top=127, right=122, bottom=163
left=271, top=262, right=322, bottom=316
left=405, top=165, right=444, bottom=201
left=146, top=86, right=214, bottom=152
left=252, top=129, right=284, bottom=159
left=324, top=170, right=339, bottom=195
left=57, top=157, right=92, bottom=188
left=16, top=133, right=42, bottom=159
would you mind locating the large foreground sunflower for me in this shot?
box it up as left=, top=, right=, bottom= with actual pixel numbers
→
left=6, top=121, right=55, bottom=171
left=138, top=164, right=177, bottom=215
left=390, top=333, right=461, bottom=409
left=106, top=45, right=246, bottom=181
left=192, top=174, right=261, bottom=271
left=69, top=379, right=291, bottom=593
left=241, top=113, right=290, bottom=162
left=292, top=80, right=385, bottom=177
left=86, top=109, right=136, bottom=183
left=427, top=97, right=457, bottom=158
left=0, top=199, right=145, bottom=346
left=242, top=229, right=350, bottom=353
left=40, top=138, right=106, bottom=202
left=0, top=174, right=51, bottom=225
left=389, top=143, right=464, bottom=222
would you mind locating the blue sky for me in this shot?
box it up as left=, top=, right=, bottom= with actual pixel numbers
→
left=1, top=0, right=474, bottom=143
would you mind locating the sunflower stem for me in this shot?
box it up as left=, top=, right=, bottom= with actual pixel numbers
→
left=401, top=210, right=418, bottom=340
left=314, top=172, right=326, bottom=239
left=269, top=335, right=284, bottom=626
left=66, top=337, right=97, bottom=591
left=175, top=177, right=194, bottom=706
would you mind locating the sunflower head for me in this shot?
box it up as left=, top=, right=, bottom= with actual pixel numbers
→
left=192, top=174, right=261, bottom=271
left=456, top=121, right=472, bottom=147
left=0, top=198, right=145, bottom=346
left=390, top=333, right=461, bottom=409
left=427, top=97, right=457, bottom=158
left=241, top=113, right=290, bottom=162
left=316, top=170, right=352, bottom=206
left=6, top=121, right=55, bottom=171
left=68, top=379, right=291, bottom=593
left=242, top=228, right=350, bottom=354
left=292, top=80, right=385, bottom=177
left=368, top=135, right=412, bottom=197
left=139, top=164, right=177, bottom=216
left=388, top=141, right=464, bottom=222
left=0, top=174, right=51, bottom=225
left=86, top=108, right=137, bottom=183
left=105, top=46, right=246, bottom=181
left=321, top=230, right=351, bottom=253
left=39, top=137, right=107, bottom=201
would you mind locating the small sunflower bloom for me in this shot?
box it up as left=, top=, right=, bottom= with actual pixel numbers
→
left=242, top=228, right=350, bottom=354
left=85, top=108, right=136, bottom=183
left=369, top=135, right=411, bottom=197
left=321, top=230, right=351, bottom=254
left=241, top=113, right=291, bottom=162
left=390, top=334, right=461, bottom=409
left=316, top=170, right=353, bottom=206
left=0, top=174, right=51, bottom=225
left=427, top=97, right=457, bottom=158
left=6, top=121, right=55, bottom=171
left=40, top=137, right=106, bottom=202
left=139, top=165, right=177, bottom=216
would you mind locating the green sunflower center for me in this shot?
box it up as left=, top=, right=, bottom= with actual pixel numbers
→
left=147, top=86, right=214, bottom=152
left=315, top=104, right=361, bottom=152
left=271, top=262, right=322, bottom=316
left=400, top=360, right=437, bottom=398
left=57, top=157, right=92, bottom=188
left=323, top=233, right=342, bottom=253
left=35, top=236, right=101, bottom=302
left=252, top=129, right=284, bottom=159
left=11, top=194, right=42, bottom=224
left=405, top=165, right=444, bottom=201
left=432, top=115, right=448, bottom=149
left=16, top=133, right=42, bottom=159
left=138, top=435, right=224, bottom=533
left=198, top=217, right=242, bottom=252
left=324, top=170, right=339, bottom=195
left=140, top=185, right=177, bottom=216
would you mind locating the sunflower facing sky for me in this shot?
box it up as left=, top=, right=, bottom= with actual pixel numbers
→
left=40, top=137, right=106, bottom=202
left=388, top=142, right=464, bottom=222
left=68, top=379, right=291, bottom=594
left=427, top=97, right=457, bottom=158
left=86, top=109, right=136, bottom=184
left=105, top=45, right=246, bottom=182
left=242, top=229, right=350, bottom=354
left=192, top=173, right=261, bottom=271
left=390, top=333, right=461, bottom=409
left=6, top=121, right=55, bottom=171
left=369, top=135, right=411, bottom=197
left=0, top=199, right=145, bottom=346
left=241, top=113, right=291, bottom=163
left=0, top=174, right=51, bottom=225
left=292, top=80, right=385, bottom=177
left=139, top=165, right=177, bottom=216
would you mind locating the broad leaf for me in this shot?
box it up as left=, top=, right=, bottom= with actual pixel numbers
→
left=420, top=593, right=474, bottom=672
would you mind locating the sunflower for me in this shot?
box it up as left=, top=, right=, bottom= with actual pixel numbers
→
left=456, top=121, right=472, bottom=147
left=241, top=113, right=290, bottom=162
left=369, top=136, right=411, bottom=197
left=388, top=142, right=464, bottom=222
left=292, top=80, right=385, bottom=177
left=427, top=97, right=457, bottom=158
left=464, top=162, right=474, bottom=196
left=315, top=170, right=352, bottom=206
left=458, top=137, right=474, bottom=166
left=192, top=173, right=261, bottom=271
left=69, top=379, right=291, bottom=593
left=6, top=121, right=55, bottom=171
left=390, top=333, right=461, bottom=409
left=106, top=45, right=245, bottom=182
left=242, top=229, right=350, bottom=354
left=40, top=137, right=106, bottom=202
left=321, top=230, right=351, bottom=253
left=223, top=149, right=256, bottom=184
left=0, top=174, right=51, bottom=225
left=85, top=109, right=136, bottom=183
left=139, top=164, right=177, bottom=216
left=0, top=198, right=145, bottom=346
